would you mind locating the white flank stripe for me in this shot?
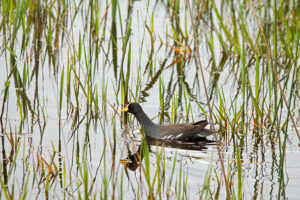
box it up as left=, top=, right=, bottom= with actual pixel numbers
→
left=167, top=135, right=173, bottom=140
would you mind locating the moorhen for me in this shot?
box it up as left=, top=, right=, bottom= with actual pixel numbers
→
left=121, top=102, right=214, bottom=141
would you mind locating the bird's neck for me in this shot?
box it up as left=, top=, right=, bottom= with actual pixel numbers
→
left=135, top=110, right=155, bottom=127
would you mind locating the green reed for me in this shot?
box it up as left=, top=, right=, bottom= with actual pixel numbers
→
left=1, top=0, right=300, bottom=199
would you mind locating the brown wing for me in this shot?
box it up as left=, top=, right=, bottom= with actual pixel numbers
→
left=191, top=120, right=208, bottom=126
left=158, top=121, right=210, bottom=140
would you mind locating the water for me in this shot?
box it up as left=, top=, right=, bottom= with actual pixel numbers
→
left=0, top=0, right=299, bottom=199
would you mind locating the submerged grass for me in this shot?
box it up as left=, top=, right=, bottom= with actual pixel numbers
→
left=0, top=0, right=299, bottom=199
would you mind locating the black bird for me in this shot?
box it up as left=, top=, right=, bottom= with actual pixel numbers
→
left=121, top=102, right=214, bottom=141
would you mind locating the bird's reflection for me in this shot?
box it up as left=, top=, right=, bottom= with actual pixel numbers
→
left=120, top=136, right=214, bottom=171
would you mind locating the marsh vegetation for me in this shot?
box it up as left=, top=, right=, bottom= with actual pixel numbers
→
left=0, top=0, right=300, bottom=199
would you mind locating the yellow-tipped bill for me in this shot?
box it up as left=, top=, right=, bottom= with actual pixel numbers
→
left=121, top=105, right=129, bottom=112
left=120, top=160, right=128, bottom=166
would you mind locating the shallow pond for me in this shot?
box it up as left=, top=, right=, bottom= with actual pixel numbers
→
left=0, top=0, right=300, bottom=199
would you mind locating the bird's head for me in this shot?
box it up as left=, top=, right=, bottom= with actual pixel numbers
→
left=121, top=102, right=142, bottom=115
